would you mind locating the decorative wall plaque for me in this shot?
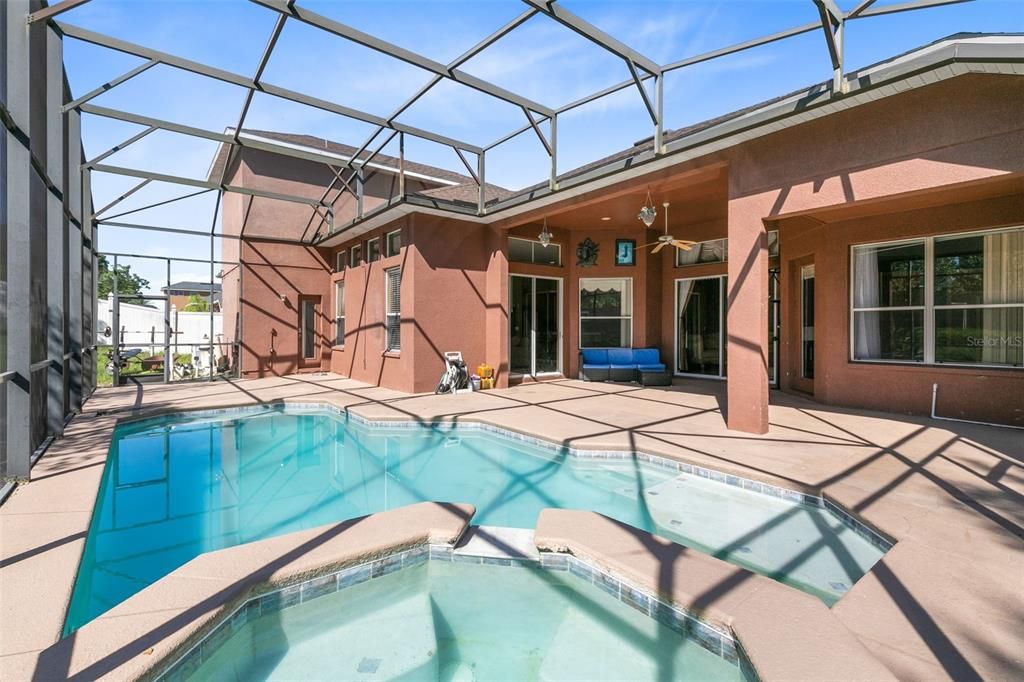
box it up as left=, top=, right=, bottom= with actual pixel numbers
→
left=576, top=238, right=599, bottom=267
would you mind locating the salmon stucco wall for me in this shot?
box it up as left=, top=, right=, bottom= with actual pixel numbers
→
left=236, top=240, right=332, bottom=377
left=777, top=192, right=1024, bottom=425
left=328, top=215, right=507, bottom=393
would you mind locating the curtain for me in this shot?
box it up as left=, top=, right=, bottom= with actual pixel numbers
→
left=853, top=247, right=881, bottom=359
left=677, top=244, right=702, bottom=266
left=676, top=280, right=695, bottom=372
left=982, top=230, right=1024, bottom=365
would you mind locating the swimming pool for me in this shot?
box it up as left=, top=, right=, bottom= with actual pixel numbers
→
left=172, top=553, right=746, bottom=682
left=66, top=406, right=886, bottom=633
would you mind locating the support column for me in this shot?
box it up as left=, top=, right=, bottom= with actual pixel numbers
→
left=726, top=198, right=769, bottom=434
left=67, top=110, right=83, bottom=411
left=46, top=25, right=66, bottom=436
left=4, top=0, right=32, bottom=479
left=485, top=225, right=509, bottom=387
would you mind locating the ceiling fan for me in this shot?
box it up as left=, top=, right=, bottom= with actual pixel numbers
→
left=641, top=201, right=696, bottom=253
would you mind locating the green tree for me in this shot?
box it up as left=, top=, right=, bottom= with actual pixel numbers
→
left=182, top=294, right=210, bottom=312
left=97, top=255, right=150, bottom=305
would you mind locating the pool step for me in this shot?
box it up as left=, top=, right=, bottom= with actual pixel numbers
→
left=453, top=525, right=540, bottom=562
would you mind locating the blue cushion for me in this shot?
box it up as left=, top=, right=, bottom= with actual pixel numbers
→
left=637, top=364, right=666, bottom=372
left=606, top=348, right=634, bottom=366
left=581, top=349, right=609, bottom=365
left=582, top=364, right=611, bottom=370
left=632, top=348, right=661, bottom=365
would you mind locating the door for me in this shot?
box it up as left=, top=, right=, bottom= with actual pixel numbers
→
left=769, top=268, right=780, bottom=386
left=801, top=265, right=815, bottom=382
left=109, top=294, right=171, bottom=385
left=299, top=295, right=322, bottom=368
left=675, top=273, right=779, bottom=383
left=509, top=275, right=562, bottom=376
left=675, top=276, right=725, bottom=377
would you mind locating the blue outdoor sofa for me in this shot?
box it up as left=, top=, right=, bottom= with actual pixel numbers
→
left=579, top=348, right=670, bottom=385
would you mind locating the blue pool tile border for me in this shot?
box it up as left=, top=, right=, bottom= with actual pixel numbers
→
left=157, top=543, right=757, bottom=682
left=118, top=402, right=893, bottom=553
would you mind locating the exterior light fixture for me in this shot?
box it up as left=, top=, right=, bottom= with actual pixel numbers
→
left=601, top=216, right=611, bottom=221
left=538, top=217, right=553, bottom=247
left=637, top=190, right=657, bottom=227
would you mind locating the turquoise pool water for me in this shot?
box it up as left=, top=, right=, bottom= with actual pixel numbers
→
left=66, top=408, right=884, bottom=633
left=188, top=561, right=743, bottom=682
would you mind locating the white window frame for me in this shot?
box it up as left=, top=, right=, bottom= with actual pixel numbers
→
left=385, top=267, right=401, bottom=352
left=334, top=280, right=345, bottom=348
left=385, top=229, right=402, bottom=257
left=849, top=225, right=1024, bottom=369
left=578, top=277, right=632, bottom=349
left=673, top=275, right=726, bottom=380
left=335, top=250, right=346, bottom=272
left=367, top=237, right=381, bottom=263
left=350, top=244, right=361, bottom=268
left=509, top=236, right=561, bottom=266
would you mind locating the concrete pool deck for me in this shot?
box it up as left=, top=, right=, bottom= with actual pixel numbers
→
left=1, top=373, right=1021, bottom=680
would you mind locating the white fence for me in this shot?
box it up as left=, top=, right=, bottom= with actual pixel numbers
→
left=97, top=295, right=224, bottom=360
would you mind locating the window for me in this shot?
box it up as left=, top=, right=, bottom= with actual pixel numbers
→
left=852, top=226, right=1023, bottom=366
left=335, top=251, right=346, bottom=272
left=385, top=267, right=401, bottom=352
left=301, top=298, right=318, bottom=359
left=801, top=265, right=815, bottom=378
left=386, top=229, right=402, bottom=257
left=509, top=237, right=560, bottom=266
left=350, top=244, right=361, bottom=267
left=579, top=278, right=632, bottom=348
left=335, top=281, right=345, bottom=347
left=676, top=231, right=778, bottom=267
left=367, top=237, right=381, bottom=263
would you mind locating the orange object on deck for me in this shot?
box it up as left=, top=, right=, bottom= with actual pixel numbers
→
left=476, top=363, right=494, bottom=379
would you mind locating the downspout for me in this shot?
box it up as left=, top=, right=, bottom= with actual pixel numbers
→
left=931, top=383, right=1024, bottom=430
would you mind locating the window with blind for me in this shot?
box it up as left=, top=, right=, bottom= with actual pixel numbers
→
left=385, top=267, right=401, bottom=352
left=367, top=237, right=381, bottom=263
left=335, top=281, right=345, bottom=346
left=851, top=226, right=1023, bottom=366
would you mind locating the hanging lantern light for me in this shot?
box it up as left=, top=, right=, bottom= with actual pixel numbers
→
left=538, top=217, right=553, bottom=247
left=637, top=189, right=657, bottom=228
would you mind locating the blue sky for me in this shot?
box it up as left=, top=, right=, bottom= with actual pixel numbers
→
left=61, top=0, right=1022, bottom=293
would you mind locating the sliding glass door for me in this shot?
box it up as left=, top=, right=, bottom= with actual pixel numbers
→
left=675, top=276, right=726, bottom=377
left=510, top=275, right=562, bottom=376
left=675, top=273, right=780, bottom=383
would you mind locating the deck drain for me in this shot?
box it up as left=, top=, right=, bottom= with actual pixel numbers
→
left=357, top=658, right=382, bottom=674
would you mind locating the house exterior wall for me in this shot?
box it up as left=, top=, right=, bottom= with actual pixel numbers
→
left=235, top=239, right=332, bottom=377
left=328, top=214, right=507, bottom=393
left=777, top=192, right=1024, bottom=425
left=220, top=74, right=1023, bottom=424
